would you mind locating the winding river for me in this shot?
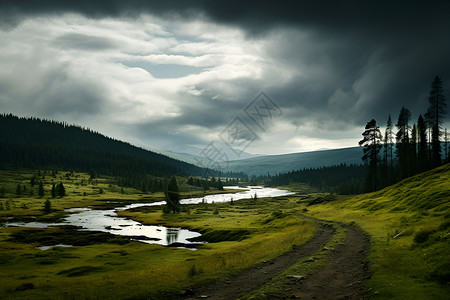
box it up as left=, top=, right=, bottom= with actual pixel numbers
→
left=7, top=186, right=294, bottom=247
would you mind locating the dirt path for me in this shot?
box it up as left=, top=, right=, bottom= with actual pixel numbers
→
left=175, top=217, right=371, bottom=300
left=274, top=224, right=372, bottom=299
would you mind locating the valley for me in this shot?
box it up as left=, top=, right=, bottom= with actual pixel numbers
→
left=1, top=164, right=449, bottom=299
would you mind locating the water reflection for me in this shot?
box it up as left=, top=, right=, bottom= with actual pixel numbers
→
left=5, top=186, right=294, bottom=247
left=166, top=228, right=179, bottom=245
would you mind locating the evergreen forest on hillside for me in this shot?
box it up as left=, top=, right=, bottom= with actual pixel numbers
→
left=0, top=114, right=205, bottom=192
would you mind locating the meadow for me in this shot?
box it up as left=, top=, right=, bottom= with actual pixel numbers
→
left=295, top=163, right=450, bottom=299
left=1, top=165, right=449, bottom=299
left=0, top=169, right=315, bottom=299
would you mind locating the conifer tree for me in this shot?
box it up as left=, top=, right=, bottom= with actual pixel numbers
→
left=165, top=176, right=180, bottom=213
left=217, top=178, right=224, bottom=190
left=51, top=183, right=56, bottom=198
left=16, top=184, right=22, bottom=196
left=44, top=199, right=51, bottom=213
left=411, top=123, right=418, bottom=175
left=359, top=119, right=382, bottom=191
left=383, top=115, right=394, bottom=185
left=38, top=181, right=45, bottom=197
left=385, top=114, right=394, bottom=166
left=57, top=183, right=66, bottom=197
left=396, top=107, right=411, bottom=179
left=425, top=76, right=447, bottom=167
left=444, top=128, right=449, bottom=163
left=417, top=115, right=428, bottom=171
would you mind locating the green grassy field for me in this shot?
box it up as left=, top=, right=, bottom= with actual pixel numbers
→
left=0, top=169, right=315, bottom=299
left=296, top=163, right=450, bottom=299
left=1, top=165, right=449, bottom=299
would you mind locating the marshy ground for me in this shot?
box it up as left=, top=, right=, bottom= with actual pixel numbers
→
left=1, top=166, right=449, bottom=299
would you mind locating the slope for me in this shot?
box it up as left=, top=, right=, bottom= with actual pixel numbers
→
left=304, top=163, right=450, bottom=299
left=0, top=114, right=203, bottom=179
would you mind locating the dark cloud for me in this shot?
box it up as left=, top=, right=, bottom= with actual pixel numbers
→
left=2, top=1, right=449, bottom=35
left=1, top=0, right=449, bottom=154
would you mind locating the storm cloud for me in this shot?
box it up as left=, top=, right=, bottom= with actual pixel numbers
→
left=0, top=1, right=449, bottom=156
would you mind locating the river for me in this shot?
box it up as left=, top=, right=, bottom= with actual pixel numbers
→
left=6, top=186, right=294, bottom=247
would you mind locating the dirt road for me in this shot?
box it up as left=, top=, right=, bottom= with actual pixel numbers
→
left=176, top=217, right=371, bottom=299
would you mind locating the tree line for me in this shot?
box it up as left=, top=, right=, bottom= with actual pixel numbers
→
left=0, top=114, right=207, bottom=191
left=360, top=76, right=448, bottom=192
left=250, top=163, right=366, bottom=194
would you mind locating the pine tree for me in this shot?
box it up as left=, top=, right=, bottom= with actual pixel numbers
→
left=44, top=199, right=52, bottom=213
left=411, top=124, right=418, bottom=175
left=425, top=76, right=447, bottom=167
left=38, top=181, right=45, bottom=197
left=444, top=128, right=449, bottom=163
left=417, top=115, right=428, bottom=171
left=51, top=183, right=56, bottom=198
left=396, top=107, right=411, bottom=179
left=57, top=183, right=66, bottom=197
left=16, top=183, right=22, bottom=196
left=217, top=178, right=224, bottom=191
left=385, top=115, right=394, bottom=166
left=359, top=119, right=382, bottom=191
left=165, top=176, right=180, bottom=213
left=383, top=115, right=394, bottom=186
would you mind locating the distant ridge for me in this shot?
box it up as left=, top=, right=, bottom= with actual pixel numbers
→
left=222, top=147, right=363, bottom=176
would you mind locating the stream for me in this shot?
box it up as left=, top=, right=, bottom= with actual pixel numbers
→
left=6, top=186, right=294, bottom=247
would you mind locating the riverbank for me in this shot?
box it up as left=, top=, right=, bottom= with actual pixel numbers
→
left=0, top=169, right=315, bottom=299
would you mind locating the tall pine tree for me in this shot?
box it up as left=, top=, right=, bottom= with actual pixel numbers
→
left=425, top=76, right=447, bottom=167
left=359, top=119, right=382, bottom=191
left=417, top=114, right=428, bottom=171
left=411, top=123, right=418, bottom=175
left=165, top=176, right=180, bottom=213
left=444, top=128, right=449, bottom=163
left=38, top=181, right=45, bottom=197
left=396, top=106, right=411, bottom=179
left=383, top=114, right=394, bottom=185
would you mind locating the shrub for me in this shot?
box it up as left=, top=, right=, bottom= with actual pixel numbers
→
left=188, top=265, right=202, bottom=277
left=43, top=199, right=52, bottom=213
left=413, top=229, right=434, bottom=244
left=162, top=205, right=171, bottom=214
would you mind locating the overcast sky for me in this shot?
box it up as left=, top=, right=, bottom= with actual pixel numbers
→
left=1, top=1, right=449, bottom=158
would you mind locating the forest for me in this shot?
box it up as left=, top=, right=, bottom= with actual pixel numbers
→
left=0, top=114, right=204, bottom=192
left=249, top=76, right=448, bottom=194
left=359, top=75, right=448, bottom=192
left=0, top=114, right=247, bottom=193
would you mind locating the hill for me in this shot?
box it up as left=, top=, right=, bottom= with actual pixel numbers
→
left=304, top=163, right=450, bottom=298
left=221, top=147, right=363, bottom=176
left=0, top=114, right=204, bottom=190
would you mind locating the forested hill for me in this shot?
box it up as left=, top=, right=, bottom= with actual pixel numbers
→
left=0, top=114, right=204, bottom=179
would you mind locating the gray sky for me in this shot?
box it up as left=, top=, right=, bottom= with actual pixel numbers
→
left=1, top=1, right=449, bottom=158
